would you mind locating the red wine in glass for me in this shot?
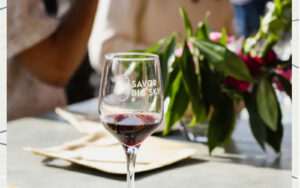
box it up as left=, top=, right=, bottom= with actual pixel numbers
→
left=99, top=52, right=163, bottom=188
left=102, top=113, right=160, bottom=146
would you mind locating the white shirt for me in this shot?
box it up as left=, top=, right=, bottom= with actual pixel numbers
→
left=89, top=0, right=234, bottom=73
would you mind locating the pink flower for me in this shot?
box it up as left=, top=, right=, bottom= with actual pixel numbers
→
left=209, top=32, right=222, bottom=42
left=175, top=48, right=183, bottom=57
left=209, top=32, right=235, bottom=43
left=224, top=77, right=251, bottom=92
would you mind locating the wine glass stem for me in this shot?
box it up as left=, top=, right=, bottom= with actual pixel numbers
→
left=124, top=145, right=138, bottom=188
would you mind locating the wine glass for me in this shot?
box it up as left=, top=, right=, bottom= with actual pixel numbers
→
left=98, top=52, right=164, bottom=188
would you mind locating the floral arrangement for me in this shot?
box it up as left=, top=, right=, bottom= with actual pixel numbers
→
left=140, top=0, right=291, bottom=153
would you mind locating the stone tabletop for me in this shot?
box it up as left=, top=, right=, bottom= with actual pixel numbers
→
left=8, top=98, right=292, bottom=188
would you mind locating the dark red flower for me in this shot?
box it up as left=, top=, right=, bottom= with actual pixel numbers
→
left=239, top=52, right=262, bottom=76
left=224, top=77, right=251, bottom=92
left=238, top=50, right=278, bottom=77
left=224, top=49, right=278, bottom=93
left=252, top=50, right=277, bottom=65
left=273, top=68, right=292, bottom=91
left=265, top=50, right=278, bottom=64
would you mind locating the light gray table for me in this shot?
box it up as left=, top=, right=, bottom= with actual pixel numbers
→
left=8, top=99, right=292, bottom=188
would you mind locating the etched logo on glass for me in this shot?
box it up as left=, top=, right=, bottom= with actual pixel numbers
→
left=131, top=80, right=160, bottom=97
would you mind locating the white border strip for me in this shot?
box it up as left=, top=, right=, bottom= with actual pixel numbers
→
left=0, top=0, right=7, bottom=188
left=292, top=0, right=299, bottom=187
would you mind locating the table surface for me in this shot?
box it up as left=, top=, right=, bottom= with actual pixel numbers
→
left=8, top=98, right=292, bottom=188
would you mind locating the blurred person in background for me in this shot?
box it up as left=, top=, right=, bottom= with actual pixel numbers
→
left=7, top=0, right=99, bottom=120
left=230, top=0, right=271, bottom=36
left=88, top=0, right=234, bottom=74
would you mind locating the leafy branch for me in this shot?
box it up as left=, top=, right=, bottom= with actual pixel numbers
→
left=138, top=0, right=291, bottom=154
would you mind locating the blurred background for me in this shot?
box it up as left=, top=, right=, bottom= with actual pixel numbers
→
left=7, top=0, right=272, bottom=120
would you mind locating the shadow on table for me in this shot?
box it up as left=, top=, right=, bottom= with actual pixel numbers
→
left=136, top=158, right=207, bottom=180
left=41, top=158, right=207, bottom=181
left=211, top=140, right=291, bottom=170
left=165, top=131, right=290, bottom=171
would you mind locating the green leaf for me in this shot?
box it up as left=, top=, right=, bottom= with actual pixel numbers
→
left=164, top=72, right=189, bottom=135
left=266, top=126, right=283, bottom=153
left=180, top=42, right=207, bottom=123
left=208, top=94, right=235, bottom=153
left=146, top=36, right=172, bottom=53
left=200, top=60, right=222, bottom=107
left=256, top=77, right=279, bottom=131
left=164, top=62, right=179, bottom=97
left=266, top=98, right=283, bottom=153
left=259, top=34, right=278, bottom=57
left=224, top=51, right=252, bottom=82
left=146, top=41, right=163, bottom=53
left=192, top=40, right=226, bottom=64
left=244, top=87, right=283, bottom=153
left=195, top=22, right=209, bottom=41
left=160, top=36, right=177, bottom=87
left=220, top=28, right=228, bottom=46
left=179, top=8, right=193, bottom=37
left=266, top=105, right=283, bottom=153
left=244, top=93, right=266, bottom=151
left=274, top=0, right=283, bottom=14
left=146, top=35, right=177, bottom=88
left=193, top=40, right=252, bottom=82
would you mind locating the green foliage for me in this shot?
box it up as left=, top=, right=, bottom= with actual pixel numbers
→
left=195, top=22, right=209, bottom=41
left=192, top=40, right=227, bottom=65
left=241, top=0, right=290, bottom=153
left=266, top=105, right=283, bottom=153
left=180, top=43, right=207, bottom=124
left=223, top=51, right=253, bottom=82
left=146, top=34, right=177, bottom=87
left=208, top=94, right=235, bottom=153
left=136, top=2, right=291, bottom=154
left=244, top=0, right=291, bottom=56
left=192, top=40, right=252, bottom=82
left=220, top=29, right=228, bottom=46
left=244, top=92, right=267, bottom=151
left=179, top=8, right=193, bottom=37
left=244, top=90, right=284, bottom=152
left=256, top=77, right=279, bottom=131
left=164, top=72, right=189, bottom=135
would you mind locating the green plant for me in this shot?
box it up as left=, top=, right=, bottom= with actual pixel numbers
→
left=138, top=0, right=291, bottom=154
